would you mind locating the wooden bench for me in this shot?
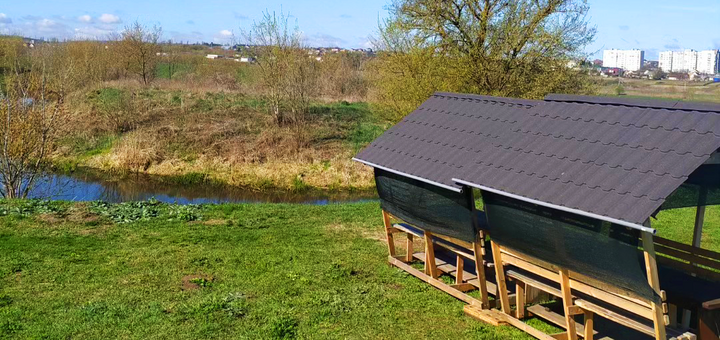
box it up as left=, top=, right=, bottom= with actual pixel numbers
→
left=653, top=236, right=720, bottom=340
left=493, top=240, right=697, bottom=340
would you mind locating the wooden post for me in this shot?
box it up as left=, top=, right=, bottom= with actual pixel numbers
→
left=559, top=269, right=579, bottom=340
left=641, top=226, right=668, bottom=340
left=382, top=210, right=395, bottom=257
left=692, top=187, right=708, bottom=266
left=405, top=234, right=414, bottom=263
left=424, top=231, right=438, bottom=278
left=474, top=232, right=490, bottom=309
left=516, top=281, right=526, bottom=319
left=491, top=240, right=511, bottom=314
left=455, top=255, right=464, bottom=284
left=583, top=311, right=594, bottom=340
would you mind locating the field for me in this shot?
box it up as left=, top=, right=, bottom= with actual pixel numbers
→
left=596, top=77, right=720, bottom=103
left=1, top=199, right=718, bottom=339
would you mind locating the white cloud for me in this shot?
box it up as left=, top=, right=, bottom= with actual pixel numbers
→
left=99, top=13, right=121, bottom=24
left=78, top=15, right=92, bottom=23
left=0, top=13, right=11, bottom=24
left=219, top=29, right=233, bottom=37
left=305, top=33, right=345, bottom=47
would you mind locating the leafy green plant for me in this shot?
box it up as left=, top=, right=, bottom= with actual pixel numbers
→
left=89, top=199, right=203, bottom=224
left=189, top=277, right=213, bottom=288
left=270, top=315, right=298, bottom=339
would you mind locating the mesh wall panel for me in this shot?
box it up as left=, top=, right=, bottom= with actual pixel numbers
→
left=483, top=191, right=658, bottom=302
left=374, top=168, right=479, bottom=243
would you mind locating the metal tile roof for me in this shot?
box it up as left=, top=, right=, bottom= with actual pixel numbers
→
left=354, top=92, right=720, bottom=225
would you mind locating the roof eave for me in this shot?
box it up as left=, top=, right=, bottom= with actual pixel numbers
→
left=352, top=158, right=462, bottom=193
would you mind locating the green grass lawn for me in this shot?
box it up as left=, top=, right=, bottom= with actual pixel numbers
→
left=0, top=199, right=717, bottom=339
left=0, top=200, right=534, bottom=339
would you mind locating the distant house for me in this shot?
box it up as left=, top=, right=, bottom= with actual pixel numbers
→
left=206, top=54, right=221, bottom=59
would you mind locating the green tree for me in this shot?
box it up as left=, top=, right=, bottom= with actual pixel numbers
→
left=119, top=21, right=162, bottom=85
left=373, top=0, right=597, bottom=120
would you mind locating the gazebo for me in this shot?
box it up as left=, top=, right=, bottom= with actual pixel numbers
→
left=354, top=92, right=720, bottom=340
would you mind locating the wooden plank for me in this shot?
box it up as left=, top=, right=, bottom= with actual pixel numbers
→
left=464, top=305, right=508, bottom=326
left=393, top=223, right=476, bottom=260
left=491, top=240, right=512, bottom=315
left=450, top=283, right=476, bottom=292
left=507, top=270, right=562, bottom=298
left=474, top=237, right=490, bottom=309
left=501, top=249, right=654, bottom=320
left=654, top=236, right=720, bottom=262
left=405, top=234, right=414, bottom=263
left=527, top=305, right=592, bottom=336
left=456, top=255, right=464, bottom=284
left=424, top=231, right=438, bottom=278
left=516, top=281, right=526, bottom=319
left=388, top=256, right=482, bottom=306
left=641, top=230, right=668, bottom=340
left=584, top=311, right=594, bottom=340
left=560, top=269, right=579, bottom=340
left=412, top=252, right=499, bottom=297
left=550, top=332, right=568, bottom=339
left=382, top=210, right=395, bottom=257
left=468, top=305, right=559, bottom=340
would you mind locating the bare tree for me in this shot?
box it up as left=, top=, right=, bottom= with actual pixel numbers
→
left=243, top=10, right=317, bottom=126
left=0, top=41, right=72, bottom=198
left=120, top=21, right=162, bottom=85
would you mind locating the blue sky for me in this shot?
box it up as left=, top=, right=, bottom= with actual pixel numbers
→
left=1, top=1, right=719, bottom=60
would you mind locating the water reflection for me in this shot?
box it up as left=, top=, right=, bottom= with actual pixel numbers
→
left=28, top=169, right=377, bottom=205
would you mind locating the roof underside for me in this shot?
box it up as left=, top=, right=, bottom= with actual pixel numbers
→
left=354, top=92, right=720, bottom=225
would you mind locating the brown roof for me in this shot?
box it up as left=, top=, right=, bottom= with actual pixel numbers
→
left=354, top=92, right=720, bottom=226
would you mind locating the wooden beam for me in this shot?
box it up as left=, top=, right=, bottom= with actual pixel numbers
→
left=405, top=234, right=414, bottom=263
left=491, top=240, right=512, bottom=314
left=526, top=305, right=593, bottom=336
left=641, top=229, right=668, bottom=340
left=474, top=233, right=490, bottom=309
left=456, top=255, right=464, bottom=284
left=702, top=298, right=720, bottom=310
left=382, top=210, right=395, bottom=257
left=466, top=305, right=559, bottom=340
left=450, top=283, right=476, bottom=292
left=424, top=231, right=438, bottom=278
left=388, top=256, right=482, bottom=306
left=583, top=311, right=594, bottom=340
left=559, top=269, right=579, bottom=340
left=692, top=187, right=708, bottom=249
left=516, top=280, right=526, bottom=319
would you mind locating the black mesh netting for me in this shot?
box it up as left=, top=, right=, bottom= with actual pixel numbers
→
left=482, top=191, right=659, bottom=303
left=375, top=168, right=479, bottom=243
left=660, top=165, right=720, bottom=211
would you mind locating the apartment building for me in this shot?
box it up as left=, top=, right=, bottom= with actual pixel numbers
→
left=602, top=49, right=644, bottom=72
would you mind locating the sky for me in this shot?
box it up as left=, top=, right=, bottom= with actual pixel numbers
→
left=1, top=0, right=719, bottom=60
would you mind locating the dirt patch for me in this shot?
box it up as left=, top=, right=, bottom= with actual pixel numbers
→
left=78, top=224, right=111, bottom=235
left=37, top=214, right=63, bottom=224
left=189, top=219, right=228, bottom=226
left=181, top=274, right=214, bottom=291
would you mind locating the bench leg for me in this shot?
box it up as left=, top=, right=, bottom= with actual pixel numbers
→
left=424, top=231, right=438, bottom=278
left=455, top=255, right=464, bottom=284
left=584, top=311, right=594, bottom=340
left=405, top=234, right=413, bottom=263
left=516, top=281, right=526, bottom=319
left=382, top=210, right=395, bottom=257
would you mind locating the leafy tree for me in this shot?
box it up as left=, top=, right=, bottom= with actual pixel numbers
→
left=119, top=21, right=162, bottom=85
left=373, top=0, right=597, bottom=120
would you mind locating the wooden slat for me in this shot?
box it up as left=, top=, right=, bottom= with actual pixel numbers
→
left=574, top=299, right=655, bottom=337
left=492, top=240, right=512, bottom=315
left=474, top=238, right=490, bottom=309
left=405, top=234, right=414, bottom=263
left=641, top=231, right=667, bottom=340
left=516, top=281, right=526, bottom=319
left=382, top=210, right=395, bottom=257
left=456, top=255, right=464, bottom=284
left=412, top=252, right=499, bottom=297
left=560, top=269, right=579, bottom=340
left=702, top=298, right=720, bottom=310
left=464, top=304, right=507, bottom=326
left=500, top=248, right=655, bottom=320
left=654, top=236, right=720, bottom=262
left=466, top=305, right=559, bottom=340
left=392, top=223, right=476, bottom=260
left=424, top=231, right=438, bottom=278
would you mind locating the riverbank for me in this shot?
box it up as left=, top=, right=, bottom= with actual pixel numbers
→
left=52, top=86, right=386, bottom=192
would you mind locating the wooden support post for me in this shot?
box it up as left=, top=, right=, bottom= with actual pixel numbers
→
left=641, top=229, right=668, bottom=340
left=491, top=240, right=511, bottom=314
left=424, top=231, right=438, bottom=278
left=693, top=187, right=708, bottom=249
left=583, top=311, right=594, bottom=340
left=455, top=255, right=464, bottom=284
left=559, top=269, right=579, bottom=340
left=382, top=210, right=395, bottom=257
left=405, top=234, right=414, bottom=263
left=668, top=304, right=677, bottom=328
left=474, top=232, right=490, bottom=309
left=516, top=280, right=526, bottom=319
